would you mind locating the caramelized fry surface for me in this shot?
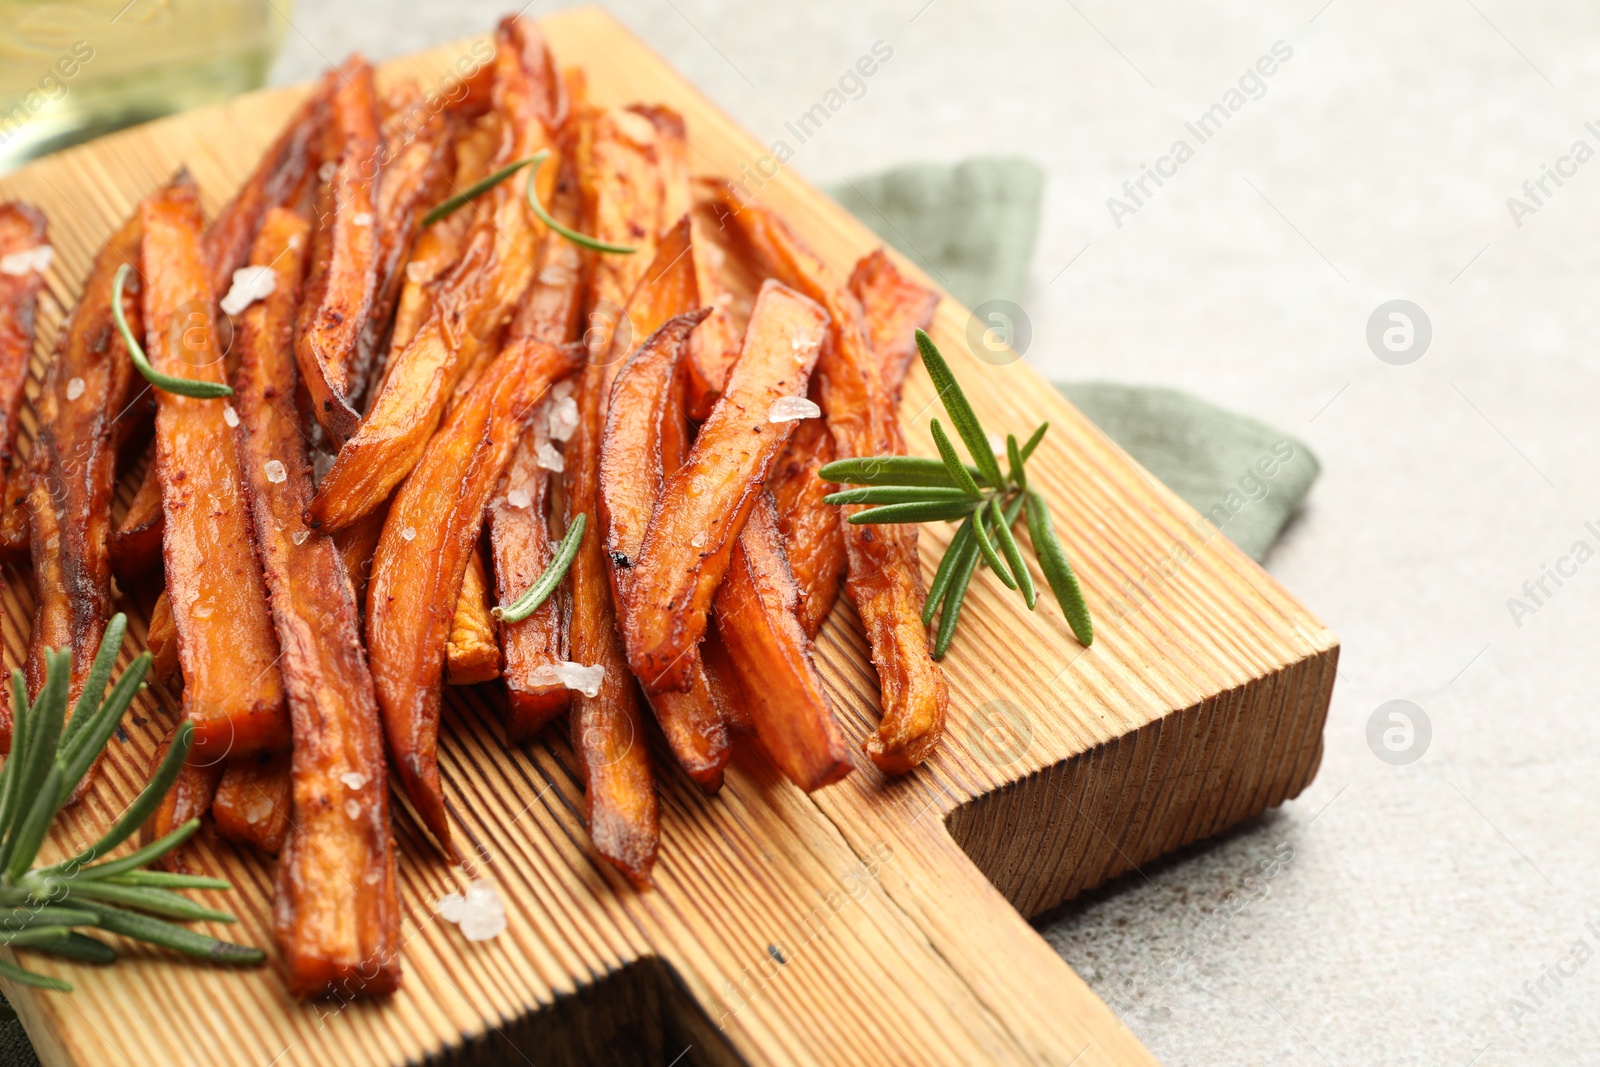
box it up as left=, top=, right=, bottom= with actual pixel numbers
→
left=366, top=337, right=578, bottom=857
left=15, top=209, right=139, bottom=763
left=718, top=192, right=948, bottom=773
left=622, top=280, right=826, bottom=693
left=232, top=207, right=400, bottom=997
left=109, top=451, right=165, bottom=580
left=294, top=57, right=381, bottom=441
left=848, top=248, right=939, bottom=401
left=714, top=495, right=852, bottom=790
left=310, top=21, right=559, bottom=529
left=143, top=176, right=288, bottom=762
left=600, top=307, right=729, bottom=790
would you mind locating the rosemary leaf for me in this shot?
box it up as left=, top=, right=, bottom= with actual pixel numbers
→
left=819, top=455, right=987, bottom=488
left=0, top=926, right=73, bottom=947
left=493, top=513, right=586, bottom=623
left=74, top=819, right=200, bottom=883
left=934, top=532, right=983, bottom=659
left=60, top=614, right=127, bottom=753
left=847, top=499, right=983, bottom=526
left=6, top=764, right=64, bottom=880
left=0, top=958, right=71, bottom=992
left=421, top=156, right=536, bottom=227
left=48, top=727, right=194, bottom=876
left=525, top=151, right=638, bottom=253
left=0, top=908, right=99, bottom=932
left=914, top=329, right=1004, bottom=488
left=59, top=653, right=148, bottom=806
left=111, top=266, right=233, bottom=400
left=970, top=499, right=1016, bottom=589
left=1026, top=489, right=1093, bottom=646
left=823, top=485, right=974, bottom=507
left=922, top=518, right=975, bottom=627
left=64, top=882, right=234, bottom=924
left=930, top=419, right=984, bottom=498
left=28, top=932, right=116, bottom=965
left=105, top=871, right=232, bottom=892
left=1019, top=422, right=1048, bottom=462
left=991, top=495, right=1036, bottom=610
left=79, top=904, right=264, bottom=965
left=1006, top=434, right=1028, bottom=491
left=0, top=672, right=29, bottom=845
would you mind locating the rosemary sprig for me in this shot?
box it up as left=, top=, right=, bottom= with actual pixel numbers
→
left=420, top=151, right=639, bottom=255
left=819, top=329, right=1093, bottom=656
left=523, top=150, right=637, bottom=254
left=492, top=513, right=586, bottom=623
left=0, top=614, right=263, bottom=991
left=420, top=156, right=537, bottom=227
left=111, top=265, right=233, bottom=400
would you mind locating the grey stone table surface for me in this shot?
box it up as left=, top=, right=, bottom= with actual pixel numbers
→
left=271, top=3, right=1600, bottom=1064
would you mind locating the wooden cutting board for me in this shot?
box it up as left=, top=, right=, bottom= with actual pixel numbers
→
left=0, top=8, right=1337, bottom=1065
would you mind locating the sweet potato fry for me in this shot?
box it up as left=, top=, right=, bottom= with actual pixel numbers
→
left=622, top=280, right=827, bottom=693
left=143, top=174, right=288, bottom=762
left=109, top=449, right=164, bottom=580
left=367, top=337, right=578, bottom=856
left=768, top=413, right=844, bottom=639
left=231, top=206, right=400, bottom=996
left=212, top=751, right=292, bottom=854
left=352, top=80, right=457, bottom=411
left=142, top=724, right=223, bottom=872
left=567, top=357, right=658, bottom=885
left=310, top=19, right=561, bottom=530
left=488, top=425, right=569, bottom=743
left=381, top=118, right=493, bottom=371
left=0, top=203, right=45, bottom=485
left=446, top=548, right=501, bottom=685
left=716, top=191, right=949, bottom=773
left=203, top=90, right=320, bottom=300
left=699, top=631, right=753, bottom=735
left=600, top=307, right=730, bottom=790
left=19, top=208, right=142, bottom=774
left=683, top=215, right=743, bottom=421
left=849, top=248, right=939, bottom=401
left=294, top=57, right=381, bottom=442
left=147, top=589, right=181, bottom=690
left=714, top=494, right=852, bottom=790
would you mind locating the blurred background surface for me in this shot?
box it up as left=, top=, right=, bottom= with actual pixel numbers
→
left=12, top=2, right=1600, bottom=1064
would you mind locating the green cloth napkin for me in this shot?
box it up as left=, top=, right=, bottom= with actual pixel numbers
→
left=825, top=160, right=1318, bottom=562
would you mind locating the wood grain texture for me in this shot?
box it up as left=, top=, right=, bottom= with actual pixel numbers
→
left=0, top=8, right=1336, bottom=1065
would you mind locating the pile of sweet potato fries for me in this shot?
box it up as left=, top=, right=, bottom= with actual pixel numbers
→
left=0, top=14, right=953, bottom=997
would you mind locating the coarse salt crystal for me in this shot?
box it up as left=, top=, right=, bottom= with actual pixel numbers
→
left=691, top=530, right=707, bottom=548
left=406, top=261, right=428, bottom=283
left=341, top=771, right=367, bottom=790
left=401, top=526, right=417, bottom=542
left=344, top=799, right=361, bottom=820
left=363, top=868, right=381, bottom=884
left=65, top=377, right=85, bottom=401
left=0, top=246, right=51, bottom=276
left=244, top=796, right=274, bottom=824
left=222, top=404, right=239, bottom=428
left=220, top=266, right=276, bottom=316
left=529, top=661, right=604, bottom=698
left=506, top=487, right=532, bottom=509
left=767, top=396, right=821, bottom=423
left=535, top=442, right=564, bottom=472
left=352, top=212, right=373, bottom=226
left=291, top=530, right=309, bottom=545
left=319, top=161, right=337, bottom=182
left=437, top=880, right=507, bottom=942
left=551, top=379, right=575, bottom=402
left=547, top=396, right=579, bottom=441
left=264, top=459, right=287, bottom=484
